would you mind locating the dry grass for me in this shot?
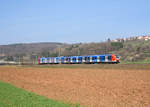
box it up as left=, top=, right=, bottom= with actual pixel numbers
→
left=0, top=66, right=150, bottom=107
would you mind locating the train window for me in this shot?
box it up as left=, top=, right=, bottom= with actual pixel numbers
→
left=103, top=56, right=105, bottom=60
left=92, top=57, right=97, bottom=60
left=65, top=57, right=70, bottom=62
left=72, top=58, right=76, bottom=60
left=88, top=57, right=90, bottom=60
left=61, top=58, right=64, bottom=61
left=52, top=58, right=54, bottom=62
left=56, top=58, right=59, bottom=61
left=66, top=58, right=69, bottom=61
left=68, top=58, right=71, bottom=61
left=116, top=55, right=119, bottom=58
left=78, top=57, right=82, bottom=61
left=100, top=56, right=105, bottom=60
left=108, top=56, right=112, bottom=60
left=92, top=57, right=95, bottom=60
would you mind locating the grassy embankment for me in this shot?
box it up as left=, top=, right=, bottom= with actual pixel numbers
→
left=0, top=81, right=81, bottom=107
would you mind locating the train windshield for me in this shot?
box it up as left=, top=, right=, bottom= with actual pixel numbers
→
left=116, top=55, right=119, bottom=58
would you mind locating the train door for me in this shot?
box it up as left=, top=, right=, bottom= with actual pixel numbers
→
left=72, top=57, right=76, bottom=64
left=97, top=56, right=100, bottom=63
left=92, top=56, right=97, bottom=63
left=56, top=57, right=59, bottom=64
left=58, top=57, right=61, bottom=64
left=61, top=57, right=64, bottom=64
left=78, top=56, right=82, bottom=63
left=84, top=56, right=90, bottom=63
left=82, top=56, right=85, bottom=63
left=100, top=56, right=105, bottom=62
left=95, top=56, right=97, bottom=63
left=76, top=56, right=79, bottom=63
left=90, top=56, right=92, bottom=63
left=66, top=57, right=71, bottom=64
left=40, top=58, right=43, bottom=64
left=84, top=56, right=87, bottom=63
left=71, top=57, right=73, bottom=63
left=49, top=58, right=52, bottom=64
left=64, top=57, right=66, bottom=63
left=47, top=57, right=50, bottom=64
left=105, top=56, right=108, bottom=62
left=44, top=58, right=47, bottom=63
left=108, top=55, right=112, bottom=62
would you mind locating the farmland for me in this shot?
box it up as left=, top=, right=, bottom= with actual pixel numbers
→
left=0, top=64, right=150, bottom=107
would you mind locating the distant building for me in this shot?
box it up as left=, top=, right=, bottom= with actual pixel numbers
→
left=112, top=35, right=150, bottom=42
left=0, top=60, right=16, bottom=65
left=0, top=54, right=6, bottom=57
left=137, top=35, right=150, bottom=41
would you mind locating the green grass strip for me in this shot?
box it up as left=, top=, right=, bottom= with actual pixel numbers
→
left=0, top=81, right=75, bottom=107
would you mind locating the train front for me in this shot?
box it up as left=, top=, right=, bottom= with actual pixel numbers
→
left=112, top=54, right=120, bottom=63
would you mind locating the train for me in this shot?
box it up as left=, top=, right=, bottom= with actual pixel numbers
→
left=38, top=54, right=120, bottom=64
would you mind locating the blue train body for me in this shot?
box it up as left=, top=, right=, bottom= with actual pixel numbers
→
left=39, top=54, right=120, bottom=64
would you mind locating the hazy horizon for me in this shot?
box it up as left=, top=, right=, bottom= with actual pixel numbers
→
left=1, top=34, right=150, bottom=46
left=0, top=0, right=150, bottom=45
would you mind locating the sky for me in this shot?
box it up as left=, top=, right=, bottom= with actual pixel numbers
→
left=0, top=0, right=150, bottom=45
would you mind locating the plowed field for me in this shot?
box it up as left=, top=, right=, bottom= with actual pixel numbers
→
left=0, top=66, right=150, bottom=107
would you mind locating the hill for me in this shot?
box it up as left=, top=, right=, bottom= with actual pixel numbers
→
left=0, top=42, right=64, bottom=56
left=0, top=42, right=65, bottom=64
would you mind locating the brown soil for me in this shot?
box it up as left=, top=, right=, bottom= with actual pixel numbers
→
left=0, top=66, right=150, bottom=107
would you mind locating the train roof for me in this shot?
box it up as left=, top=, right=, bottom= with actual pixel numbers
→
left=40, top=54, right=118, bottom=59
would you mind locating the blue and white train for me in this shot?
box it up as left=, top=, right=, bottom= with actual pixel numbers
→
left=38, top=54, right=120, bottom=64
